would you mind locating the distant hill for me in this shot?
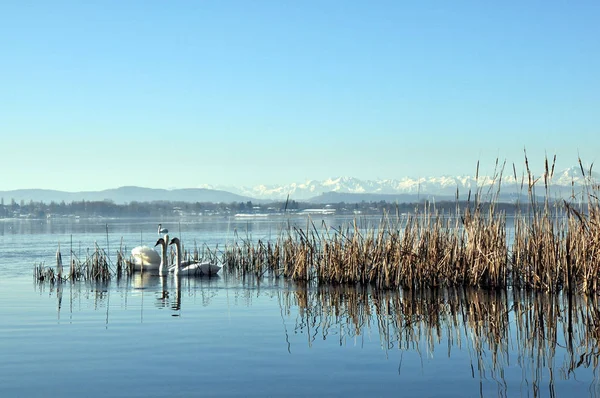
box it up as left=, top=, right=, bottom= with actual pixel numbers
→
left=0, top=187, right=256, bottom=205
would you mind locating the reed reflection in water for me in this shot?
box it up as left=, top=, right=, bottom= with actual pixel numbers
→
left=278, top=285, right=600, bottom=397
left=34, top=277, right=600, bottom=397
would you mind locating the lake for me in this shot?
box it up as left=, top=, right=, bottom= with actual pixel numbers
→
left=1, top=217, right=599, bottom=397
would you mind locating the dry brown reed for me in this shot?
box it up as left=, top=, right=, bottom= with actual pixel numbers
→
left=225, top=155, right=600, bottom=295
left=224, top=203, right=510, bottom=290
left=34, top=262, right=55, bottom=282
left=511, top=154, right=600, bottom=294
left=35, top=242, right=121, bottom=283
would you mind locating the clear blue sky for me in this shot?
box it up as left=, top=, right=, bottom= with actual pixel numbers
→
left=1, top=1, right=598, bottom=191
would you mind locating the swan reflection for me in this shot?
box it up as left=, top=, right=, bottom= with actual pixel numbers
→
left=128, top=272, right=221, bottom=311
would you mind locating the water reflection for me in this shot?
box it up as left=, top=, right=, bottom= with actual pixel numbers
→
left=278, top=285, right=600, bottom=397
left=35, top=272, right=224, bottom=318
left=0, top=217, right=300, bottom=237
left=34, top=279, right=600, bottom=397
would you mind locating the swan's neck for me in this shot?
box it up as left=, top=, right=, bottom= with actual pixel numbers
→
left=159, top=234, right=169, bottom=275
left=174, top=240, right=181, bottom=274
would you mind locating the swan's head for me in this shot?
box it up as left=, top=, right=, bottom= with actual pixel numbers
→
left=169, top=237, right=180, bottom=246
left=155, top=237, right=165, bottom=247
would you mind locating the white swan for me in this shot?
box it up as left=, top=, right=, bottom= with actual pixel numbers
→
left=168, top=237, right=221, bottom=276
left=158, top=224, right=168, bottom=235
left=154, top=234, right=170, bottom=275
left=130, top=245, right=161, bottom=271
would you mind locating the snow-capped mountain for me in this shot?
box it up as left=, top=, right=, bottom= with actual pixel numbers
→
left=200, top=167, right=599, bottom=201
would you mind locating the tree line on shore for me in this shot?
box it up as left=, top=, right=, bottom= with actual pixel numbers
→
left=0, top=196, right=530, bottom=219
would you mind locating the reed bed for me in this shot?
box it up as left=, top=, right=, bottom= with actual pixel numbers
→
left=225, top=155, right=600, bottom=295
left=35, top=243, right=121, bottom=283
left=223, top=205, right=510, bottom=290
left=510, top=156, right=600, bottom=294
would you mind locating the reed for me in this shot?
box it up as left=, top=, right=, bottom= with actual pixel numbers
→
left=225, top=205, right=510, bottom=289
left=34, top=262, right=56, bottom=282
left=35, top=241, right=124, bottom=282
left=510, top=155, right=600, bottom=294
left=224, top=155, right=600, bottom=295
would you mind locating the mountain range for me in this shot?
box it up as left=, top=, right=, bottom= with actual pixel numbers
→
left=1, top=166, right=597, bottom=205
left=201, top=166, right=598, bottom=201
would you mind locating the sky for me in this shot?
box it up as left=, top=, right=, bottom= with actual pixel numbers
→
left=1, top=1, right=598, bottom=191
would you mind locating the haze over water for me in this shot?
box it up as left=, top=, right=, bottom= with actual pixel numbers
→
left=1, top=218, right=599, bottom=397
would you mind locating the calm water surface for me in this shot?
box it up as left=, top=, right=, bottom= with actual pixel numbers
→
left=1, top=217, right=599, bottom=397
